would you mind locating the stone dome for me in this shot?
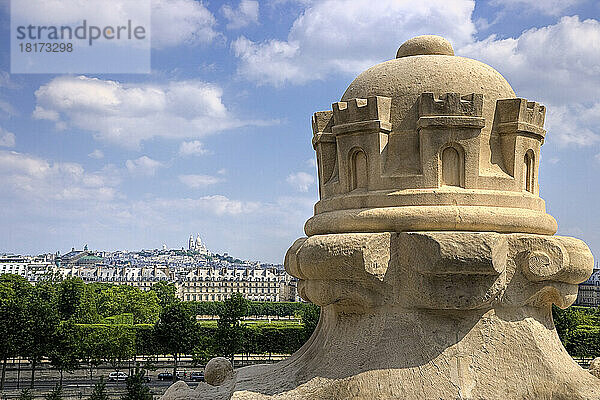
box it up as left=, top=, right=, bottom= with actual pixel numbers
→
left=395, top=35, right=455, bottom=58
left=342, top=35, right=515, bottom=174
left=306, top=35, right=556, bottom=236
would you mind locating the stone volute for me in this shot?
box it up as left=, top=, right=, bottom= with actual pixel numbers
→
left=162, top=35, right=599, bottom=400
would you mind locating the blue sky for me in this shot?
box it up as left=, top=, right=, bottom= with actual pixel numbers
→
left=0, top=0, right=598, bottom=263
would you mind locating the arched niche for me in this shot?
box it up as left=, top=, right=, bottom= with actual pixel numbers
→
left=349, top=148, right=368, bottom=191
left=440, top=144, right=464, bottom=188
left=523, top=150, right=535, bottom=193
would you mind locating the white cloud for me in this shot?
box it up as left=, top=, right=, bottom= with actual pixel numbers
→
left=139, top=195, right=261, bottom=216
left=232, top=37, right=303, bottom=86
left=33, top=106, right=60, bottom=121
left=232, top=0, right=476, bottom=86
left=0, top=150, right=118, bottom=201
left=460, top=16, right=600, bottom=104
left=0, top=99, right=17, bottom=117
left=152, top=0, right=220, bottom=48
left=543, top=103, right=600, bottom=147
left=178, top=140, right=209, bottom=156
left=0, top=128, right=15, bottom=147
left=286, top=171, right=315, bottom=192
left=196, top=195, right=255, bottom=216
left=178, top=174, right=223, bottom=188
left=222, top=1, right=259, bottom=30
left=460, top=16, right=600, bottom=147
left=125, top=156, right=164, bottom=176
left=0, top=150, right=49, bottom=177
left=268, top=0, right=314, bottom=6
left=33, top=76, right=255, bottom=149
left=0, top=71, right=11, bottom=88
left=88, top=149, right=104, bottom=159
left=490, top=0, right=581, bottom=16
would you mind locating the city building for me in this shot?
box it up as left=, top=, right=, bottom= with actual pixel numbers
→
left=178, top=266, right=298, bottom=302
left=576, top=267, right=600, bottom=307
left=57, top=265, right=171, bottom=291
left=0, top=253, right=55, bottom=282
left=0, top=235, right=300, bottom=302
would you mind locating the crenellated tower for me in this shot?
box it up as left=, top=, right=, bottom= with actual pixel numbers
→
left=417, top=92, right=484, bottom=189
left=307, top=45, right=554, bottom=236
left=495, top=98, right=546, bottom=195
left=313, top=96, right=392, bottom=197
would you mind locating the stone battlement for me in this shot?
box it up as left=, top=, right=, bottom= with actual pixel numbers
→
left=332, top=96, right=391, bottom=126
left=495, top=98, right=546, bottom=132
left=419, top=92, right=483, bottom=117
left=312, top=110, right=333, bottom=135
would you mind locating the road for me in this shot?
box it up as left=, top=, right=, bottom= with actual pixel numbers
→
left=0, top=373, right=202, bottom=399
left=1, top=377, right=179, bottom=390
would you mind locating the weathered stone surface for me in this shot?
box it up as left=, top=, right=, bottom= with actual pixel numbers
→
left=590, top=358, right=600, bottom=379
left=162, top=381, right=190, bottom=400
left=205, top=357, right=234, bottom=386
left=162, top=34, right=598, bottom=400
left=396, top=35, right=455, bottom=58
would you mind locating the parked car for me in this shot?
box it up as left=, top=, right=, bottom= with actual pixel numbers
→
left=190, top=371, right=205, bottom=382
left=108, top=372, right=128, bottom=382
left=176, top=371, right=187, bottom=380
left=127, top=374, right=151, bottom=383
left=157, top=372, right=174, bottom=381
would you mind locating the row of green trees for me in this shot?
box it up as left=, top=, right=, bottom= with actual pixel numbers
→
left=553, top=305, right=600, bottom=358
left=154, top=292, right=318, bottom=379
left=0, top=274, right=320, bottom=389
left=189, top=300, right=310, bottom=319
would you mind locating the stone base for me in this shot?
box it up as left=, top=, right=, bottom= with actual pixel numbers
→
left=305, top=204, right=558, bottom=236
left=162, top=232, right=599, bottom=400
left=163, top=305, right=600, bottom=400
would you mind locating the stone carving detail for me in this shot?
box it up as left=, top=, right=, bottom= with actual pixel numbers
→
left=162, top=35, right=598, bottom=400
left=441, top=146, right=462, bottom=186
left=204, top=357, right=234, bottom=386
left=349, top=148, right=368, bottom=190
left=590, top=358, right=600, bottom=379
left=287, top=232, right=592, bottom=312
left=419, top=92, right=483, bottom=117
left=332, top=96, right=391, bottom=128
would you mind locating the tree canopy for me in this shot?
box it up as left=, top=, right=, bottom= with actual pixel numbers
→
left=0, top=274, right=322, bottom=387
left=216, top=294, right=249, bottom=364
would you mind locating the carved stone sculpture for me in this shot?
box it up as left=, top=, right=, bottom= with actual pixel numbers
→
left=203, top=357, right=234, bottom=386
left=590, top=358, right=600, bottom=379
left=162, top=35, right=599, bottom=400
